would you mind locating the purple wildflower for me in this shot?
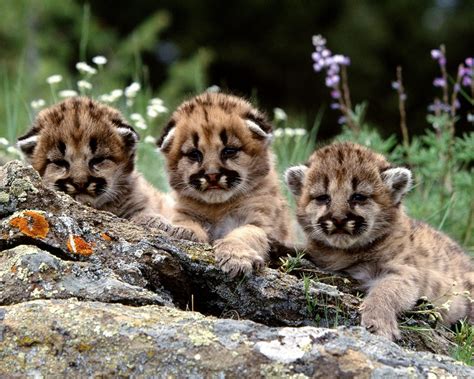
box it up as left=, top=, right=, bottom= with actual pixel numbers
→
left=431, top=49, right=442, bottom=59
left=337, top=116, right=347, bottom=125
left=330, top=90, right=341, bottom=99
left=391, top=81, right=400, bottom=90
left=462, top=76, right=472, bottom=87
left=330, top=103, right=340, bottom=109
left=465, top=57, right=473, bottom=67
left=433, top=77, right=446, bottom=87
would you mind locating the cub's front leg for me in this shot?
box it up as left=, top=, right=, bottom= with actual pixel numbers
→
left=214, top=224, right=269, bottom=277
left=132, top=214, right=202, bottom=242
left=170, top=214, right=209, bottom=243
left=360, top=266, right=420, bottom=341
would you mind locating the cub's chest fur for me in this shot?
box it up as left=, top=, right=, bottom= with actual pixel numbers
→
left=206, top=214, right=246, bottom=241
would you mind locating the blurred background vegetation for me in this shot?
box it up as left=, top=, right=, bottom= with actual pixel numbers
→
left=0, top=0, right=472, bottom=253
left=2, top=0, right=474, bottom=138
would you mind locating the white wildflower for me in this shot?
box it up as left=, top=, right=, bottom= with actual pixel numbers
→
left=46, top=75, right=63, bottom=84
left=7, top=146, right=20, bottom=155
left=134, top=121, right=147, bottom=130
left=125, top=82, right=141, bottom=98
left=273, top=107, right=287, bottom=121
left=110, top=89, right=123, bottom=99
left=144, top=136, right=157, bottom=144
left=150, top=98, right=164, bottom=106
left=59, top=90, right=78, bottom=98
left=92, top=56, right=107, bottom=66
left=467, top=113, right=474, bottom=123
left=147, top=98, right=168, bottom=118
left=77, top=80, right=92, bottom=90
left=0, top=137, right=9, bottom=146
left=130, top=113, right=145, bottom=122
left=99, top=94, right=113, bottom=103
left=31, top=99, right=46, bottom=109
left=206, top=85, right=221, bottom=93
left=294, top=128, right=307, bottom=136
left=76, top=62, right=97, bottom=75
left=273, top=128, right=306, bottom=138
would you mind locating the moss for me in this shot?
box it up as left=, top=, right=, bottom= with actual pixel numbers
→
left=0, top=191, right=10, bottom=203
left=178, top=242, right=216, bottom=264
left=186, top=325, right=218, bottom=346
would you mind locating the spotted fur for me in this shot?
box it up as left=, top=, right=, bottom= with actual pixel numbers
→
left=158, top=92, right=293, bottom=277
left=17, top=97, right=179, bottom=233
left=286, top=142, right=473, bottom=340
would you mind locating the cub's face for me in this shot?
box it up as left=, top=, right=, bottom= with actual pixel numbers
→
left=286, top=143, right=412, bottom=249
left=17, top=97, right=138, bottom=208
left=158, top=93, right=273, bottom=204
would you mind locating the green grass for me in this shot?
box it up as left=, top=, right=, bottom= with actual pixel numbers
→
left=452, top=321, right=474, bottom=365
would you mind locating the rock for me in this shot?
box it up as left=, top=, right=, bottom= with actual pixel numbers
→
left=0, top=160, right=471, bottom=376
left=0, top=299, right=472, bottom=377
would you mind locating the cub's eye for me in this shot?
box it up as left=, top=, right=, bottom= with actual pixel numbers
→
left=89, top=157, right=108, bottom=169
left=51, top=159, right=69, bottom=169
left=221, top=147, right=240, bottom=160
left=313, top=194, right=331, bottom=204
left=185, top=149, right=203, bottom=163
left=350, top=193, right=368, bottom=202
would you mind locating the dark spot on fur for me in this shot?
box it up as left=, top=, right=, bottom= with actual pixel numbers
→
left=351, top=176, right=359, bottom=191
left=183, top=102, right=195, bottom=115
left=58, top=141, right=66, bottom=155
left=323, top=175, right=329, bottom=192
left=245, top=111, right=273, bottom=133
left=192, top=132, right=199, bottom=148
left=203, top=108, right=209, bottom=123
left=89, top=138, right=97, bottom=154
left=157, top=119, right=176, bottom=149
left=219, top=129, right=228, bottom=145
left=337, top=149, right=344, bottom=165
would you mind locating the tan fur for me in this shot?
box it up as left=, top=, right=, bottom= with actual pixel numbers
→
left=158, top=92, right=293, bottom=276
left=17, top=97, right=181, bottom=234
left=286, top=142, right=473, bottom=340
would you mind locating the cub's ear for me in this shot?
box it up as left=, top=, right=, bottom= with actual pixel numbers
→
left=284, top=165, right=308, bottom=196
left=381, top=167, right=412, bottom=203
left=116, top=122, right=139, bottom=152
left=156, top=119, right=176, bottom=153
left=245, top=111, right=273, bottom=143
left=17, top=129, right=39, bottom=162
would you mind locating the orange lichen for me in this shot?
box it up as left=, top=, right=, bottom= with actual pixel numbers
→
left=9, top=210, right=49, bottom=239
left=100, top=232, right=112, bottom=241
left=10, top=265, right=17, bottom=273
left=67, top=235, right=94, bottom=256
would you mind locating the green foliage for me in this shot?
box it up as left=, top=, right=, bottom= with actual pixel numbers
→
left=279, top=251, right=305, bottom=274
left=452, top=321, right=474, bottom=366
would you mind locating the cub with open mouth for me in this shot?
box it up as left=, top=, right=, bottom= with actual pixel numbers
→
left=158, top=92, right=293, bottom=276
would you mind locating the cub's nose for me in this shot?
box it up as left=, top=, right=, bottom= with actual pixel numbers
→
left=331, top=217, right=347, bottom=228
left=206, top=173, right=221, bottom=183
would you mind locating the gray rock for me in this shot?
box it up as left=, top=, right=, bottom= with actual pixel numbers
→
left=0, top=160, right=471, bottom=376
left=0, top=299, right=472, bottom=378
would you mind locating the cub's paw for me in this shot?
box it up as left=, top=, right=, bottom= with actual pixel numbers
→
left=360, top=304, right=401, bottom=341
left=168, top=225, right=207, bottom=243
left=214, top=240, right=265, bottom=278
